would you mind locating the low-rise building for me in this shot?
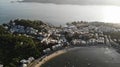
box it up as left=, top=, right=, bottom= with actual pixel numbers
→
left=43, top=48, right=51, bottom=53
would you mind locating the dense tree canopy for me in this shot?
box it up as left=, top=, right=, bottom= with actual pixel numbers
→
left=0, top=34, right=41, bottom=67
left=9, top=19, right=50, bottom=32
left=0, top=23, right=42, bottom=67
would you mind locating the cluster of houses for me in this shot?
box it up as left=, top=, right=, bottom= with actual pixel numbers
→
left=20, top=57, right=35, bottom=67
left=8, top=22, right=38, bottom=35
left=3, top=21, right=120, bottom=67
left=4, top=22, right=113, bottom=50
left=63, top=24, right=105, bottom=45
left=6, top=22, right=113, bottom=45
left=96, top=25, right=120, bottom=32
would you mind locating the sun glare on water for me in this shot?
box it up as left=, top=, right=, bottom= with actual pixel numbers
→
left=102, top=6, right=120, bottom=23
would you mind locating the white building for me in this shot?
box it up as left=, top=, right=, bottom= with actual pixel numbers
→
left=0, top=64, right=3, bottom=67
left=20, top=59, right=28, bottom=67
left=43, top=48, right=51, bottom=53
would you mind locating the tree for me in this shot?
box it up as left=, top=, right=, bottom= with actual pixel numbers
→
left=0, top=34, right=41, bottom=67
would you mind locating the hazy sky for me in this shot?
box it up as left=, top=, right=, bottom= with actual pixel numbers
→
left=22, top=0, right=120, bottom=5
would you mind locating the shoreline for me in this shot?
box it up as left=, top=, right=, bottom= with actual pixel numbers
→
left=33, top=46, right=95, bottom=67
left=35, top=49, right=67, bottom=67
left=29, top=46, right=116, bottom=67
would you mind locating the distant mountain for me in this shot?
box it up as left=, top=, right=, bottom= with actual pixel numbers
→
left=68, top=21, right=120, bottom=28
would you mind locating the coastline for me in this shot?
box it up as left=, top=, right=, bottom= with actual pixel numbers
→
left=35, top=49, right=67, bottom=67
left=29, top=46, right=115, bottom=67
left=33, top=46, right=87, bottom=67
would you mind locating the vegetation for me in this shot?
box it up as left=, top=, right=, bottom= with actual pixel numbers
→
left=9, top=19, right=51, bottom=32
left=0, top=19, right=120, bottom=67
left=0, top=22, right=43, bottom=67
left=67, top=21, right=120, bottom=28
left=0, top=35, right=40, bottom=67
left=104, top=32, right=120, bottom=44
left=0, top=25, right=9, bottom=34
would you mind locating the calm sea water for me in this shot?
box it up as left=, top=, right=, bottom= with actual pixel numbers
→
left=41, top=47, right=120, bottom=67
left=1, top=0, right=120, bottom=26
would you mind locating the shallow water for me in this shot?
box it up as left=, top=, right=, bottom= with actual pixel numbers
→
left=41, top=47, right=120, bottom=67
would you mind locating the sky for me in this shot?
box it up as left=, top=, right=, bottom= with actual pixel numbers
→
left=22, top=0, right=120, bottom=6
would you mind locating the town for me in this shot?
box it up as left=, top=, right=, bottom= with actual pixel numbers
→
left=0, top=19, right=120, bottom=67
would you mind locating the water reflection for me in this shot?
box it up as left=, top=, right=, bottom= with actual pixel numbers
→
left=41, top=47, right=120, bottom=67
left=0, top=0, right=120, bottom=26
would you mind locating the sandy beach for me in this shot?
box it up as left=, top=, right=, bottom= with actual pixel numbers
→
left=28, top=47, right=92, bottom=67
left=33, top=47, right=83, bottom=67
left=28, top=47, right=82, bottom=67
left=34, top=47, right=120, bottom=67
left=35, top=49, right=67, bottom=67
